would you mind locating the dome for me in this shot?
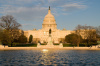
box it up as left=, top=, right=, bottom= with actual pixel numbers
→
left=43, top=7, right=56, bottom=25
left=42, top=6, right=57, bottom=30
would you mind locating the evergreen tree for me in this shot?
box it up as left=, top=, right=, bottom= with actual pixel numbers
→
left=29, top=35, right=33, bottom=43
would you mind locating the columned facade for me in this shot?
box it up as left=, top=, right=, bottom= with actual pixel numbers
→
left=24, top=7, right=73, bottom=43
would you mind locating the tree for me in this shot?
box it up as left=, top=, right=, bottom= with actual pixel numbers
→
left=95, top=26, right=100, bottom=36
left=29, top=35, right=33, bottom=43
left=65, top=33, right=82, bottom=47
left=0, top=30, right=12, bottom=46
left=18, top=34, right=27, bottom=43
left=75, top=25, right=97, bottom=45
left=0, top=15, right=21, bottom=30
left=0, top=15, right=21, bottom=46
left=95, top=26, right=100, bottom=40
left=0, top=28, right=3, bottom=41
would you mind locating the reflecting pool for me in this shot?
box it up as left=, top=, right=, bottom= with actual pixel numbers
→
left=0, top=49, right=100, bottom=66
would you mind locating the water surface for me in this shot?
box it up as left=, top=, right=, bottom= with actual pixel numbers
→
left=0, top=50, right=100, bottom=66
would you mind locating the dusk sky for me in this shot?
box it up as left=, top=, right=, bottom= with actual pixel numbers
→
left=0, top=0, right=100, bottom=30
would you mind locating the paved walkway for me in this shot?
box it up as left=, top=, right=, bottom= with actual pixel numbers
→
left=0, top=46, right=100, bottom=50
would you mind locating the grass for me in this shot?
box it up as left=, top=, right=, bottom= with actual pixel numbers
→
left=53, top=44, right=59, bottom=45
left=63, top=43, right=98, bottom=47
left=13, top=43, right=37, bottom=47
left=41, top=44, right=47, bottom=45
left=63, top=44, right=74, bottom=47
left=12, top=43, right=98, bottom=47
left=79, top=43, right=98, bottom=47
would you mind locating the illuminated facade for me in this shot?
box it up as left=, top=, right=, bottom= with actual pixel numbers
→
left=24, top=7, right=73, bottom=43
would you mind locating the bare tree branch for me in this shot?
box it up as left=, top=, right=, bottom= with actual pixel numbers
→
left=0, top=15, right=21, bottom=30
left=0, top=15, right=22, bottom=46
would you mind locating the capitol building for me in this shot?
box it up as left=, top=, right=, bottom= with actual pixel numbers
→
left=24, top=7, right=74, bottom=43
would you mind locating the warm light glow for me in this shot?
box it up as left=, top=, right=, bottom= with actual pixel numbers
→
left=42, top=49, right=48, bottom=52
left=44, top=32, right=46, bottom=34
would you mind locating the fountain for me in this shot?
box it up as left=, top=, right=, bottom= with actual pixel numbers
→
left=37, top=29, right=63, bottom=48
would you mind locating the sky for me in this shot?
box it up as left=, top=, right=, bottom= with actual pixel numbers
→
left=0, top=0, right=100, bottom=30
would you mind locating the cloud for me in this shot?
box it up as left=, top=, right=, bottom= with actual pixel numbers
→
left=61, top=3, right=87, bottom=11
left=0, top=0, right=88, bottom=27
left=0, top=5, right=48, bottom=22
left=0, top=0, right=36, bottom=5
left=48, top=0, right=58, bottom=2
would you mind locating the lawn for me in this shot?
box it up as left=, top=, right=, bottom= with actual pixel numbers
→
left=12, top=43, right=98, bottom=47
left=63, top=44, right=74, bottom=47
left=13, top=43, right=37, bottom=47
left=53, top=44, right=59, bottom=45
